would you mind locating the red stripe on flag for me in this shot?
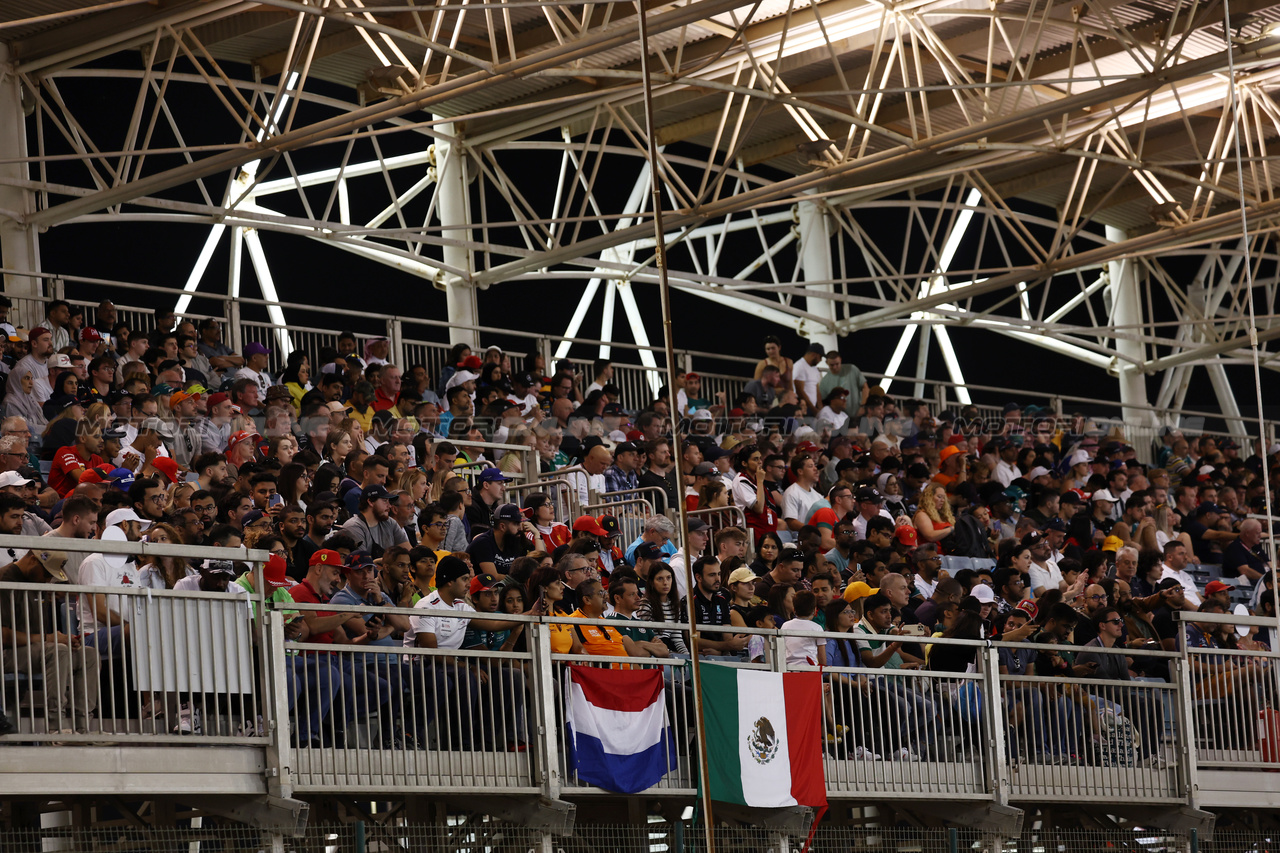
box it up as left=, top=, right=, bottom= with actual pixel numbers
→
left=782, top=671, right=828, bottom=807
left=568, top=664, right=665, bottom=712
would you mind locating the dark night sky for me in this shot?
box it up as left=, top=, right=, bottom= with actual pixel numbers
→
left=24, top=53, right=1278, bottom=429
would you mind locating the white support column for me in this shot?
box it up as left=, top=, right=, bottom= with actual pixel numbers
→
left=797, top=193, right=838, bottom=353
left=913, top=322, right=933, bottom=401
left=0, top=47, right=41, bottom=301
left=434, top=120, right=477, bottom=348
left=1105, top=225, right=1155, bottom=427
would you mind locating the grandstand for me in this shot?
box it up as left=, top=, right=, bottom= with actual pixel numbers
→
left=5, top=0, right=1280, bottom=851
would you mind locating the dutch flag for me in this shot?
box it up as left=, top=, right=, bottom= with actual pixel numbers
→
left=565, top=665, right=677, bottom=793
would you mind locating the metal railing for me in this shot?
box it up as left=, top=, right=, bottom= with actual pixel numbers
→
left=583, top=497, right=655, bottom=550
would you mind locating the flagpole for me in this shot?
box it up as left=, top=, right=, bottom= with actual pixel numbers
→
left=632, top=1, right=716, bottom=848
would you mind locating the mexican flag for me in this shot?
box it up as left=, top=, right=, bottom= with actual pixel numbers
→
left=700, top=663, right=827, bottom=808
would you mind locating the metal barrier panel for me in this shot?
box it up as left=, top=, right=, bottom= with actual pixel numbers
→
left=1186, top=643, right=1280, bottom=771
left=609, top=363, right=662, bottom=410
left=999, top=668, right=1180, bottom=802
left=0, top=581, right=267, bottom=744
left=584, top=498, right=655, bottom=549
left=287, top=640, right=537, bottom=793
left=688, top=505, right=749, bottom=547
left=510, top=478, right=579, bottom=528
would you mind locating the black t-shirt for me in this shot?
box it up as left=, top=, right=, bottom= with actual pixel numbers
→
left=691, top=588, right=731, bottom=641
left=465, top=498, right=497, bottom=539
left=638, top=469, right=678, bottom=515
left=1222, top=540, right=1266, bottom=579
left=1149, top=606, right=1178, bottom=641
left=1181, top=518, right=1217, bottom=564
left=466, top=530, right=529, bottom=575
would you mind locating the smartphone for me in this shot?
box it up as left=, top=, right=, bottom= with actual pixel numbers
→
left=268, top=493, right=285, bottom=508
left=898, top=624, right=930, bottom=637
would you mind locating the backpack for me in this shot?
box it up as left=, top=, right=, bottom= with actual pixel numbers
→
left=950, top=514, right=991, bottom=559
left=1097, top=708, right=1140, bottom=767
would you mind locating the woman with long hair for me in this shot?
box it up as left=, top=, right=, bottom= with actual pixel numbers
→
left=914, top=482, right=955, bottom=548
left=137, top=523, right=193, bottom=589
left=267, top=434, right=298, bottom=467
left=399, top=468, right=431, bottom=512
left=311, top=463, right=343, bottom=501
left=528, top=565, right=582, bottom=654
left=322, top=428, right=355, bottom=470
left=730, top=443, right=779, bottom=547
left=767, top=584, right=796, bottom=627
left=635, top=563, right=689, bottom=655
left=277, top=462, right=311, bottom=509
left=697, top=480, right=728, bottom=509
left=727, top=568, right=760, bottom=628
left=750, top=532, right=783, bottom=575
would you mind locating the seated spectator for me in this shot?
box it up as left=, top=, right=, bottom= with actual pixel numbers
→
left=569, top=579, right=641, bottom=662
left=634, top=562, right=688, bottom=656
left=606, top=576, right=671, bottom=657
left=1158, top=541, right=1201, bottom=609
left=340, top=484, right=408, bottom=557
left=466, top=503, right=531, bottom=577
left=754, top=545, right=803, bottom=600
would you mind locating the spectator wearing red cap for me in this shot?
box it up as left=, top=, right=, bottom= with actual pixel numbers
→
left=225, top=429, right=260, bottom=473
left=49, top=421, right=104, bottom=497
left=78, top=326, right=104, bottom=360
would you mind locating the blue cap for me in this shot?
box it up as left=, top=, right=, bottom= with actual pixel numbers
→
left=110, top=467, right=136, bottom=490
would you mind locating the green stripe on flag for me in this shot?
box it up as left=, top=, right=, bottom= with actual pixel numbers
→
left=700, top=662, right=745, bottom=806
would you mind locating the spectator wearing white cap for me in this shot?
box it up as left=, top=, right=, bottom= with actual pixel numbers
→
left=0, top=471, right=51, bottom=547
left=77, top=507, right=153, bottom=659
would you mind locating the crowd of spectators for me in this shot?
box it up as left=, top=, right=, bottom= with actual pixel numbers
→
left=0, top=298, right=1275, bottom=766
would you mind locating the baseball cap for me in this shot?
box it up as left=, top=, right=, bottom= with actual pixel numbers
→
left=1155, top=578, right=1183, bottom=592
left=597, top=514, right=620, bottom=536
left=691, top=409, right=714, bottom=422
left=572, top=515, right=608, bottom=536
left=138, top=417, right=175, bottom=439
left=895, top=526, right=918, bottom=547
left=479, top=468, right=512, bottom=484
left=151, top=456, right=180, bottom=484
left=343, top=551, right=376, bottom=574
left=206, top=392, right=230, bottom=409
left=109, top=467, right=136, bottom=490
left=1194, top=503, right=1222, bottom=517
left=1059, top=490, right=1084, bottom=506
left=1014, top=599, right=1038, bottom=620
left=1205, top=580, right=1234, bottom=595
left=634, top=542, right=663, bottom=561
left=462, top=355, right=484, bottom=370
left=48, top=353, right=73, bottom=369
left=690, top=462, right=717, bottom=477
left=842, top=581, right=878, bottom=603
left=971, top=584, right=996, bottom=604
left=1021, top=531, right=1045, bottom=548
left=265, top=385, right=292, bottom=401
left=363, top=484, right=391, bottom=502
left=28, top=326, right=49, bottom=341
left=469, top=572, right=501, bottom=595
left=80, top=327, right=102, bottom=342
left=169, top=388, right=202, bottom=408
left=1003, top=402, right=1021, bottom=414
left=263, top=554, right=291, bottom=588
left=31, top=549, right=69, bottom=583
left=493, top=503, right=522, bottom=524
left=241, top=509, right=267, bottom=527
left=105, top=507, right=151, bottom=530
left=200, top=558, right=238, bottom=577
left=615, top=441, right=641, bottom=455
left=244, top=342, right=270, bottom=357
left=445, top=370, right=480, bottom=390
left=1044, top=518, right=1068, bottom=533
left=227, top=430, right=260, bottom=452
left=0, top=470, right=34, bottom=489
left=1026, top=466, right=1051, bottom=480
left=309, top=549, right=342, bottom=567
left=727, top=567, right=757, bottom=586
left=855, top=486, right=885, bottom=503
left=939, top=445, right=962, bottom=463
left=1101, top=535, right=1124, bottom=552
left=687, top=517, right=710, bottom=533
left=1091, top=489, right=1117, bottom=503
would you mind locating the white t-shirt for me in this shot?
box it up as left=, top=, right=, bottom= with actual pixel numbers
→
left=1028, top=560, right=1063, bottom=595
left=816, top=407, right=849, bottom=430
left=781, top=616, right=822, bottom=667
left=1161, top=565, right=1202, bottom=607
left=668, top=549, right=690, bottom=602
left=792, top=358, right=821, bottom=405
left=235, top=366, right=272, bottom=397
left=782, top=482, right=822, bottom=523
left=851, top=507, right=894, bottom=539
left=404, top=590, right=474, bottom=649
left=914, top=576, right=938, bottom=599
left=77, top=554, right=141, bottom=635
left=994, top=460, right=1021, bottom=488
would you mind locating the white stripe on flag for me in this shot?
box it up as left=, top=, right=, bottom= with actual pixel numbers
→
left=736, top=668, right=796, bottom=807
left=567, top=681, right=666, bottom=755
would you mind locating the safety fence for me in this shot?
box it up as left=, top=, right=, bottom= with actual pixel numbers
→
left=0, top=821, right=1250, bottom=852
left=5, top=550, right=1280, bottom=820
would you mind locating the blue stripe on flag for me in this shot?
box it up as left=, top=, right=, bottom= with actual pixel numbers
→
left=567, top=724, right=676, bottom=794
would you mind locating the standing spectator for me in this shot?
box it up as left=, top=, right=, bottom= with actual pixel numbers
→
left=819, top=349, right=868, bottom=406
left=637, top=438, right=678, bottom=514
left=1159, top=541, right=1202, bottom=608
left=791, top=342, right=824, bottom=412
left=782, top=453, right=822, bottom=533
left=752, top=336, right=793, bottom=390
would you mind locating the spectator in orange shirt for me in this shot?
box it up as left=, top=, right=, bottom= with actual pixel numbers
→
left=569, top=579, right=642, bottom=663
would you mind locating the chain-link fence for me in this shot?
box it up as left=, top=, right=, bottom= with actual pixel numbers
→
left=10, top=822, right=1280, bottom=853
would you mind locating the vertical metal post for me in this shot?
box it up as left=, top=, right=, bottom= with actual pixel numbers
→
left=948, top=827, right=958, bottom=853
left=1172, top=650, right=1199, bottom=806
left=531, top=623, right=562, bottom=799
left=227, top=228, right=245, bottom=354
left=1105, top=226, right=1155, bottom=427
left=981, top=648, right=1010, bottom=804
left=435, top=119, right=478, bottom=348
left=798, top=194, right=837, bottom=353
left=633, top=2, right=714, bottom=848
left=388, top=317, right=404, bottom=370
left=265, top=610, right=295, bottom=798
left=1189, top=827, right=1199, bottom=853
left=0, top=46, right=41, bottom=300
left=354, top=820, right=367, bottom=853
